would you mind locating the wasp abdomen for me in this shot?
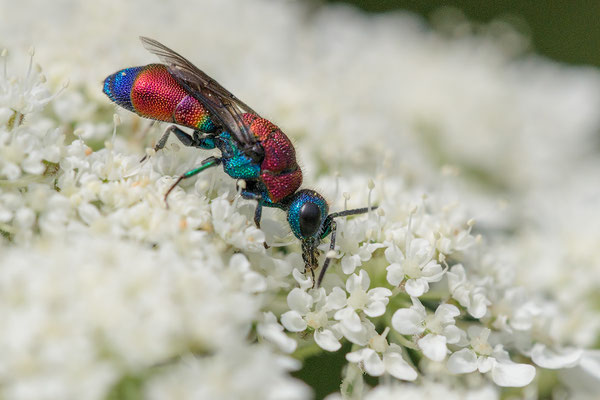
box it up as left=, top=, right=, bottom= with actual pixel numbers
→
left=103, top=66, right=144, bottom=113
left=103, top=64, right=215, bottom=132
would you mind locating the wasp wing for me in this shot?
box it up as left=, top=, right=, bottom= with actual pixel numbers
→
left=140, top=37, right=263, bottom=160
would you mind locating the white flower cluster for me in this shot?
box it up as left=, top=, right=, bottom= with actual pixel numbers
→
left=1, top=0, right=600, bottom=399
left=278, top=192, right=580, bottom=390
left=0, top=53, right=305, bottom=400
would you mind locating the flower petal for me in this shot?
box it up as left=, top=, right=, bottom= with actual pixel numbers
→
left=341, top=254, right=361, bottom=275
left=363, top=349, right=385, bottom=376
left=338, top=321, right=371, bottom=346
left=421, top=261, right=444, bottom=280
left=383, top=350, right=418, bottom=381
left=314, top=329, right=342, bottom=352
left=531, top=343, right=582, bottom=369
left=468, top=291, right=490, bottom=319
left=325, top=287, right=347, bottom=311
left=242, top=271, right=267, bottom=293
left=386, top=263, right=405, bottom=286
left=405, top=278, right=428, bottom=297
left=346, top=348, right=369, bottom=363
left=292, top=268, right=313, bottom=290
left=258, top=314, right=297, bottom=354
left=447, top=349, right=478, bottom=374
left=280, top=310, right=307, bottom=332
left=357, top=269, right=370, bottom=291
left=363, top=300, right=387, bottom=318
left=367, top=287, right=393, bottom=301
left=384, top=244, right=405, bottom=263
left=447, top=264, right=466, bottom=292
left=491, top=359, right=536, bottom=387
left=287, top=287, right=313, bottom=314
left=407, top=238, right=433, bottom=262
left=345, top=272, right=362, bottom=293
left=418, top=333, right=448, bottom=362
left=434, top=304, right=460, bottom=324
left=477, top=356, right=494, bottom=373
left=334, top=307, right=363, bottom=333
left=391, top=308, right=424, bottom=335
left=442, top=325, right=464, bottom=345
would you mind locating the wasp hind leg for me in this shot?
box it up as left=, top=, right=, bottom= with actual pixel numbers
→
left=141, top=125, right=213, bottom=162
left=164, top=156, right=221, bottom=208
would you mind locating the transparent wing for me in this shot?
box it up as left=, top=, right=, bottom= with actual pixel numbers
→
left=140, top=36, right=263, bottom=160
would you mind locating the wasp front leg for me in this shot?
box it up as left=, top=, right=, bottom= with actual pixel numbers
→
left=241, top=189, right=270, bottom=249
left=317, top=219, right=337, bottom=288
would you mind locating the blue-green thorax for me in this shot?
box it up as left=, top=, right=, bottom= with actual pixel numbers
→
left=211, top=132, right=261, bottom=180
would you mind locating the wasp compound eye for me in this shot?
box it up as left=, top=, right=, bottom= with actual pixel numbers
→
left=287, top=189, right=329, bottom=240
left=299, top=202, right=322, bottom=237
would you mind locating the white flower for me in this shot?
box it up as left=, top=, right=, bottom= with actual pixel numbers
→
left=364, top=380, right=499, bottom=400
left=332, top=217, right=384, bottom=275
left=385, top=238, right=444, bottom=297
left=346, top=328, right=417, bottom=381
left=257, top=312, right=297, bottom=354
left=559, top=350, right=600, bottom=396
left=430, top=213, right=476, bottom=255
left=490, top=287, right=542, bottom=333
left=145, top=346, right=310, bottom=400
left=447, top=264, right=490, bottom=318
left=334, top=270, right=392, bottom=345
left=281, top=271, right=346, bottom=351
left=211, top=195, right=266, bottom=252
left=0, top=50, right=57, bottom=117
left=530, top=343, right=582, bottom=369
left=392, top=297, right=465, bottom=361
left=0, top=235, right=261, bottom=399
left=227, top=252, right=267, bottom=293
left=447, top=328, right=536, bottom=387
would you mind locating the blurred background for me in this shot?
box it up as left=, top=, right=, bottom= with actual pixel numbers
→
left=324, top=0, right=600, bottom=68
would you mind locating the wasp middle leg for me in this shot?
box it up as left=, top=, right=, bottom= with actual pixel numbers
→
left=164, top=156, right=222, bottom=207
left=141, top=125, right=215, bottom=162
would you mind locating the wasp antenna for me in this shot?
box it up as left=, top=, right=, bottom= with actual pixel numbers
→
left=329, top=206, right=378, bottom=220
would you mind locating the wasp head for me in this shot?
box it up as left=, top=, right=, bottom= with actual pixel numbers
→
left=287, top=189, right=332, bottom=273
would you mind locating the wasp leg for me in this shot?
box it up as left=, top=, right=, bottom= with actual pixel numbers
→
left=254, top=203, right=271, bottom=249
left=316, top=219, right=337, bottom=288
left=164, top=156, right=221, bottom=208
left=141, top=125, right=203, bottom=162
left=253, top=202, right=263, bottom=228
left=241, top=190, right=269, bottom=249
left=315, top=207, right=376, bottom=286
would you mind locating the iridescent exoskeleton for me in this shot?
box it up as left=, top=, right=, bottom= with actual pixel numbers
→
left=103, top=37, right=375, bottom=286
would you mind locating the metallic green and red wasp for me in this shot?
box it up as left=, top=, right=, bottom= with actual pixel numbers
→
left=103, top=37, right=374, bottom=286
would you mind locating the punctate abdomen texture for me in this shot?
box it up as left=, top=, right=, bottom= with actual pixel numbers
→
left=103, top=64, right=215, bottom=132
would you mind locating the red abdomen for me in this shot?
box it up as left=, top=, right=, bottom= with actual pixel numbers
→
left=244, top=114, right=302, bottom=203
left=104, top=64, right=215, bottom=132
